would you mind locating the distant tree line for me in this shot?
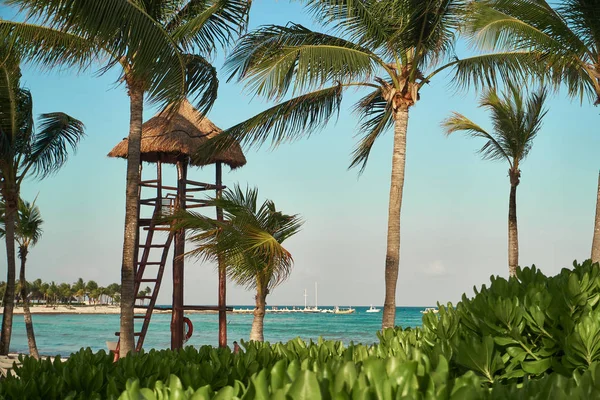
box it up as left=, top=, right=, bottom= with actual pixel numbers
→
left=0, top=278, right=121, bottom=306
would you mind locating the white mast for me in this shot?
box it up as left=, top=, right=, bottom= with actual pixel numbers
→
left=315, top=282, right=318, bottom=310
left=304, top=289, right=307, bottom=309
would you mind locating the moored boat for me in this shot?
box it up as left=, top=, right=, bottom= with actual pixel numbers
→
left=334, top=306, right=355, bottom=314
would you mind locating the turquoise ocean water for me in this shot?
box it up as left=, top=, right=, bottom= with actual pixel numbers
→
left=7, top=306, right=426, bottom=357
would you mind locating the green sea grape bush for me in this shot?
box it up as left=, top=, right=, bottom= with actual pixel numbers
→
left=117, top=359, right=600, bottom=399
left=380, top=260, right=600, bottom=384
left=3, top=260, right=600, bottom=399
left=0, top=339, right=358, bottom=399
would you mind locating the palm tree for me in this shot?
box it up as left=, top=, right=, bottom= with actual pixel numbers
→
left=0, top=53, right=85, bottom=355
left=174, top=185, right=303, bottom=341
left=12, top=199, right=44, bottom=358
left=73, top=278, right=86, bottom=303
left=443, top=85, right=547, bottom=277
left=462, top=0, right=600, bottom=264
left=2, top=0, right=251, bottom=356
left=86, top=280, right=99, bottom=305
left=31, top=279, right=42, bottom=303
left=198, top=0, right=529, bottom=328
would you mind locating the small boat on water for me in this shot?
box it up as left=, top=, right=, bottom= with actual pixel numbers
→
left=366, top=305, right=381, bottom=313
left=334, top=306, right=355, bottom=314
left=421, top=307, right=439, bottom=314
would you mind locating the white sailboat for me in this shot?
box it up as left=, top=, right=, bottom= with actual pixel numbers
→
left=366, top=305, right=381, bottom=313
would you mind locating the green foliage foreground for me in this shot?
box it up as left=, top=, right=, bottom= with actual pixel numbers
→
left=3, top=260, right=600, bottom=399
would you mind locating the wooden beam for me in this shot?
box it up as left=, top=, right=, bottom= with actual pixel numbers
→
left=171, top=160, right=187, bottom=350
left=216, top=162, right=227, bottom=348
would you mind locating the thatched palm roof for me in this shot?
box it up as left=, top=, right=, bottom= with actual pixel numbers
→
left=107, top=100, right=246, bottom=169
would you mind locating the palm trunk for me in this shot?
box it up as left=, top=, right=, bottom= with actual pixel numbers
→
left=0, top=189, right=18, bottom=355
left=120, top=82, right=144, bottom=357
left=508, top=180, right=519, bottom=277
left=591, top=171, right=600, bottom=264
left=19, top=247, right=39, bottom=359
left=382, top=107, right=409, bottom=330
left=250, top=279, right=268, bottom=342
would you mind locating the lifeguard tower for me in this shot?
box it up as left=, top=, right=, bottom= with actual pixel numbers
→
left=108, top=100, right=246, bottom=351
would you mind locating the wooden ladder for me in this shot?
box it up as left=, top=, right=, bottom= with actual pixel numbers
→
left=115, top=174, right=175, bottom=354
left=132, top=185, right=174, bottom=352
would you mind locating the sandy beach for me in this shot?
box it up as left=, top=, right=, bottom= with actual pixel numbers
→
left=2, top=305, right=174, bottom=315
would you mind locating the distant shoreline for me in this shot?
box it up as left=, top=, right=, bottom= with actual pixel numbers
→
left=1, top=305, right=220, bottom=315
left=1, top=305, right=429, bottom=315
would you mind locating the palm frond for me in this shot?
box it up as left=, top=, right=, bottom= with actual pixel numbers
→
left=303, top=0, right=391, bottom=51
left=0, top=20, right=100, bottom=73
left=225, top=23, right=379, bottom=98
left=450, top=51, right=548, bottom=90
left=404, top=0, right=467, bottom=70
left=194, top=85, right=343, bottom=164
left=464, top=0, right=598, bottom=102
left=349, top=86, right=393, bottom=173
left=5, top=0, right=192, bottom=110
left=482, top=84, right=547, bottom=162
left=466, top=1, right=587, bottom=56
left=15, top=198, right=43, bottom=247
left=443, top=84, right=548, bottom=165
left=0, top=47, right=22, bottom=153
left=13, top=89, right=35, bottom=157
left=184, top=54, right=219, bottom=115
left=169, top=0, right=250, bottom=54
left=442, top=111, right=512, bottom=164
left=174, top=184, right=303, bottom=291
left=559, top=0, right=600, bottom=54
left=26, top=112, right=85, bottom=178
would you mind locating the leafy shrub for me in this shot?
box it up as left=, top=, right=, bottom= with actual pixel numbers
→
left=379, top=260, right=600, bottom=385
left=119, top=359, right=600, bottom=399
left=3, top=260, right=600, bottom=399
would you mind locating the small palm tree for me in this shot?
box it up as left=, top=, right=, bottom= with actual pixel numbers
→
left=463, top=0, right=600, bottom=263
left=0, top=198, right=43, bottom=358
left=174, top=185, right=303, bottom=341
left=0, top=53, right=85, bottom=355
left=443, top=85, right=547, bottom=277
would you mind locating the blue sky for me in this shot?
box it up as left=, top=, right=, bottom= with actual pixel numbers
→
left=1, top=1, right=599, bottom=308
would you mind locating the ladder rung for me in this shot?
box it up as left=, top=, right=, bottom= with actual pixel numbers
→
left=134, top=315, right=150, bottom=319
left=138, top=278, right=158, bottom=283
left=143, top=227, right=171, bottom=231
left=114, top=332, right=143, bottom=336
left=139, top=219, right=170, bottom=227
left=137, top=261, right=162, bottom=265
left=138, top=244, right=168, bottom=248
left=137, top=296, right=153, bottom=300
left=186, top=204, right=210, bottom=209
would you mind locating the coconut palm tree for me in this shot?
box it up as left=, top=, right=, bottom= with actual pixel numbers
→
left=197, top=0, right=533, bottom=328
left=173, top=185, right=303, bottom=341
left=2, top=0, right=251, bottom=355
left=73, top=278, right=86, bottom=303
left=443, top=85, right=547, bottom=277
left=0, top=197, right=43, bottom=358
left=0, top=53, right=85, bottom=355
left=462, top=0, right=600, bottom=264
left=15, top=199, right=43, bottom=358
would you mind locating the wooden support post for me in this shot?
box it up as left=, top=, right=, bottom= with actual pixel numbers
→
left=216, top=162, right=227, bottom=348
left=171, top=159, right=187, bottom=350
left=133, top=163, right=143, bottom=278
left=156, top=160, right=162, bottom=211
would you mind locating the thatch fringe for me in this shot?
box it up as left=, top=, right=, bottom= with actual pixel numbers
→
left=108, top=100, right=246, bottom=169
